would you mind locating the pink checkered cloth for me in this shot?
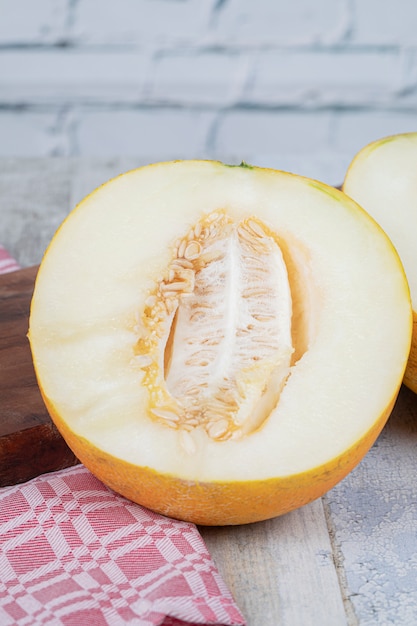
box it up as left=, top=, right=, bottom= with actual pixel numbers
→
left=0, top=245, right=20, bottom=273
left=0, top=249, right=246, bottom=626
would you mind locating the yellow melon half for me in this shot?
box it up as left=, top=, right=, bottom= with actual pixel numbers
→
left=28, top=160, right=412, bottom=525
left=343, top=133, right=417, bottom=393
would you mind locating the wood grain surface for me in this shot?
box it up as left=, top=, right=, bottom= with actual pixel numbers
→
left=1, top=157, right=417, bottom=626
left=0, top=266, right=78, bottom=487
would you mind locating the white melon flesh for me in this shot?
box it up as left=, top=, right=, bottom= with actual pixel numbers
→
left=343, top=133, right=417, bottom=393
left=29, top=161, right=411, bottom=503
left=344, top=134, right=417, bottom=310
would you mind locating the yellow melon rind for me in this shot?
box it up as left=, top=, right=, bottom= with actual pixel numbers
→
left=38, top=381, right=399, bottom=526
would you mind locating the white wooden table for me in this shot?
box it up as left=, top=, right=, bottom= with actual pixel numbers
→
left=1, top=157, right=417, bottom=626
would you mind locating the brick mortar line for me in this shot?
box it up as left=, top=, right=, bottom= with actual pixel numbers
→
left=0, top=43, right=414, bottom=53
left=1, top=102, right=417, bottom=113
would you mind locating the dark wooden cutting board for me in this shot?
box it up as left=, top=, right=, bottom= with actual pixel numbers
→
left=0, top=266, right=78, bottom=487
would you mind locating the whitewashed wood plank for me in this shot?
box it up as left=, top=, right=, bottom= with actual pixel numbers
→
left=201, top=498, right=348, bottom=626
left=0, top=158, right=73, bottom=267
left=324, top=385, right=417, bottom=625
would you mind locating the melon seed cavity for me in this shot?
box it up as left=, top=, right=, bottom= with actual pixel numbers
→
left=135, top=211, right=300, bottom=445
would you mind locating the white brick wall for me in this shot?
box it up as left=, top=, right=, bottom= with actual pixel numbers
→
left=0, top=0, right=68, bottom=45
left=1, top=0, right=417, bottom=184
